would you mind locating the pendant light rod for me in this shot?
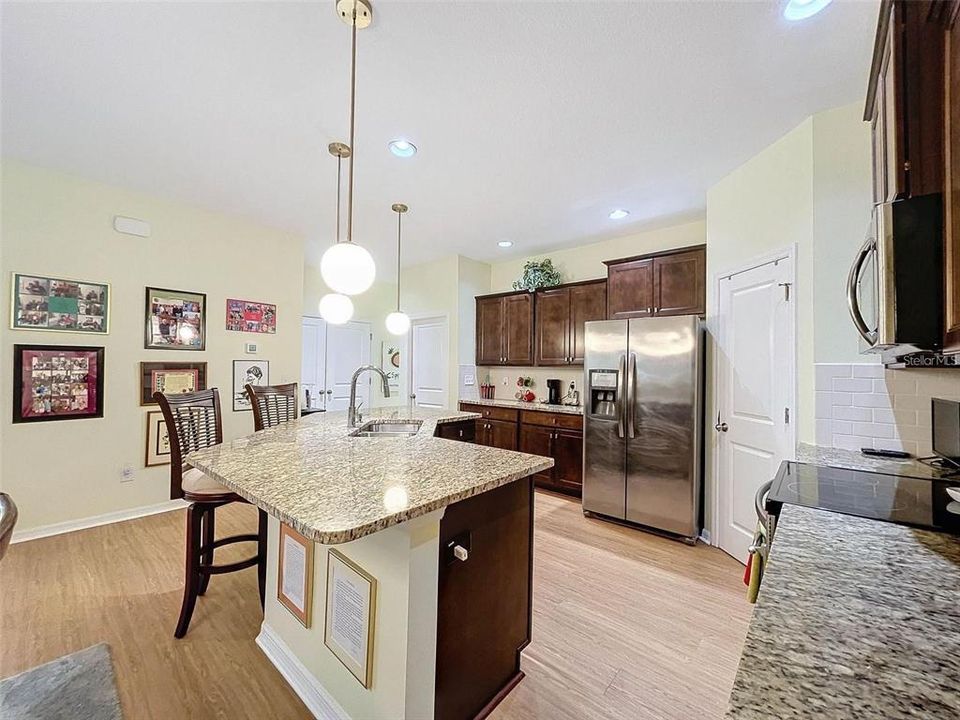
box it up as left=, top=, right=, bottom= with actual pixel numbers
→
left=327, top=142, right=350, bottom=244
left=392, top=203, right=408, bottom=310
left=346, top=0, right=359, bottom=244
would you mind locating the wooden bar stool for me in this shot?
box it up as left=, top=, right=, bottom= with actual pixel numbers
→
left=154, top=388, right=267, bottom=638
left=244, top=382, right=299, bottom=431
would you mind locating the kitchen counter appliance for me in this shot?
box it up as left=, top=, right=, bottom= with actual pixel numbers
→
left=582, top=316, right=704, bottom=541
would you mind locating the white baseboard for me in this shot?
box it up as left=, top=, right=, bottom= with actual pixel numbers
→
left=11, top=498, right=188, bottom=544
left=256, top=623, right=349, bottom=720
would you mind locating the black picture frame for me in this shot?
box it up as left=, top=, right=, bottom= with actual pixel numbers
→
left=13, top=344, right=105, bottom=423
left=144, top=286, right=207, bottom=351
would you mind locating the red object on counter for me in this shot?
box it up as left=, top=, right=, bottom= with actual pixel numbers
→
left=743, top=553, right=752, bottom=586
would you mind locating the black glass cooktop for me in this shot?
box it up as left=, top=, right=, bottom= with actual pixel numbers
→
left=768, top=462, right=960, bottom=535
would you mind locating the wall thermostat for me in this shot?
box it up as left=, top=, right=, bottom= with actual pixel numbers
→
left=244, top=342, right=258, bottom=354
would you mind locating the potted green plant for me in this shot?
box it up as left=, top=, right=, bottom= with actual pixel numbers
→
left=512, top=259, right=562, bottom=291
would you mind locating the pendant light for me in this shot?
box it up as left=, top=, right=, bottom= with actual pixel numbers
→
left=319, top=141, right=354, bottom=325
left=320, top=0, right=376, bottom=296
left=385, top=203, right=410, bottom=335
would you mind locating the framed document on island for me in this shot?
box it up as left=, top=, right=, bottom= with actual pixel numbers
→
left=324, top=549, right=377, bottom=688
left=278, top=523, right=314, bottom=627
left=140, top=362, right=207, bottom=405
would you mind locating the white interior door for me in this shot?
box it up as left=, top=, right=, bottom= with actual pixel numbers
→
left=301, top=316, right=327, bottom=409
left=325, top=321, right=371, bottom=411
left=409, top=317, right=448, bottom=408
left=716, top=254, right=795, bottom=563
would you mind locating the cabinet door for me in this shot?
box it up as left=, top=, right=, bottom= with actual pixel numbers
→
left=487, top=420, right=518, bottom=451
left=518, top=424, right=554, bottom=484
left=569, top=281, right=607, bottom=365
left=476, top=297, right=504, bottom=366
left=474, top=420, right=489, bottom=446
left=551, top=430, right=584, bottom=496
left=437, top=420, right=475, bottom=442
left=503, top=293, right=534, bottom=366
left=607, top=259, right=654, bottom=319
left=653, top=249, right=705, bottom=316
left=880, top=10, right=906, bottom=202
left=534, top=287, right=570, bottom=366
left=946, top=20, right=960, bottom=353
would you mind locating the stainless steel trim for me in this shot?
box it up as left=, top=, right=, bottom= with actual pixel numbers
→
left=847, top=234, right=877, bottom=345
left=626, top=352, right=637, bottom=440
left=616, top=354, right=626, bottom=439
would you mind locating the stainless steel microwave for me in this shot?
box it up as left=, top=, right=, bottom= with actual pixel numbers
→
left=847, top=193, right=943, bottom=358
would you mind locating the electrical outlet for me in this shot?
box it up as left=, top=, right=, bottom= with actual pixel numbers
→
left=120, top=464, right=135, bottom=483
left=502, top=376, right=509, bottom=386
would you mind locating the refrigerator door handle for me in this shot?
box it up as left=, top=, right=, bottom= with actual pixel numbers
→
left=616, top=354, right=626, bottom=439
left=626, top=352, right=637, bottom=439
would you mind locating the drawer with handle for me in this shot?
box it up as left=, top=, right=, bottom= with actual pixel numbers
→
left=520, top=410, right=583, bottom=431
left=459, top=403, right=519, bottom=423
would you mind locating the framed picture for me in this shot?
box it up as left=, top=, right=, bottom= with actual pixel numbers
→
left=278, top=523, right=315, bottom=627
left=233, top=359, right=269, bottom=411
left=324, top=549, right=377, bottom=688
left=140, top=362, right=207, bottom=405
left=13, top=344, right=105, bottom=423
left=144, top=410, right=171, bottom=467
left=11, top=272, right=110, bottom=334
left=144, top=287, right=206, bottom=350
left=226, top=298, right=276, bottom=334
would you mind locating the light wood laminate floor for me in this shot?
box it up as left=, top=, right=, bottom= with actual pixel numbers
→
left=0, top=491, right=750, bottom=719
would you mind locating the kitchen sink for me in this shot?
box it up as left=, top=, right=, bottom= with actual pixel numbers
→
left=350, top=420, right=422, bottom=437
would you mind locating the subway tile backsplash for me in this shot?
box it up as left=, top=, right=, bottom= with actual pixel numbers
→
left=814, top=363, right=960, bottom=455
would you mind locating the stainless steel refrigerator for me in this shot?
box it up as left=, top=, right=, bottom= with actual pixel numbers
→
left=582, top=316, right=704, bottom=542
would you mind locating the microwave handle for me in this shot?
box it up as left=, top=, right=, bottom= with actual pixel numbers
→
left=846, top=236, right=877, bottom=345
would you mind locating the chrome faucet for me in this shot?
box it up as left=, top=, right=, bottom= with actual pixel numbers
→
left=348, top=365, right=391, bottom=427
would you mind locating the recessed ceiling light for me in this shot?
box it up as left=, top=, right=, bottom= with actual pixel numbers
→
left=388, top=139, right=417, bottom=158
left=498, top=240, right=513, bottom=248
left=608, top=209, right=630, bottom=220
left=783, top=0, right=833, bottom=21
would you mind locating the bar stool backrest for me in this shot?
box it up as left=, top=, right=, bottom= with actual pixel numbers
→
left=153, top=388, right=223, bottom=499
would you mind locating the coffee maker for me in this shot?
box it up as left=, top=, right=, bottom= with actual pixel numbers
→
left=546, top=378, right=562, bottom=405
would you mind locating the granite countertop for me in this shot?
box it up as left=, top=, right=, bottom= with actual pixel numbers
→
left=797, top=442, right=948, bottom=479
left=726, top=504, right=960, bottom=719
left=186, top=407, right=553, bottom=544
left=459, top=397, right=583, bottom=416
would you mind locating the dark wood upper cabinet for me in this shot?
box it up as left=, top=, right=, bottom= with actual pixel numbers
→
left=534, top=280, right=606, bottom=366
left=606, top=258, right=654, bottom=320
left=475, top=292, right=534, bottom=366
left=604, top=246, right=705, bottom=319
left=653, top=247, right=706, bottom=316
left=865, top=0, right=945, bottom=203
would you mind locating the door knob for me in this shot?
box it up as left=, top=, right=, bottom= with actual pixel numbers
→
left=715, top=412, right=728, bottom=433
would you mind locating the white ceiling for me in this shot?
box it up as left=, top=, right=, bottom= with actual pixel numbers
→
left=1, top=1, right=878, bottom=270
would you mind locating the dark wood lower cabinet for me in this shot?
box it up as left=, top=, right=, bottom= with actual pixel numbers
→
left=436, top=419, right=476, bottom=442
left=518, top=425, right=553, bottom=484
left=518, top=423, right=583, bottom=497
left=475, top=419, right=518, bottom=450
left=435, top=477, right=533, bottom=720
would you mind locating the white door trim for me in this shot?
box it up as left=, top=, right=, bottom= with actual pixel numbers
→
left=407, top=314, right=449, bottom=407
left=709, top=244, right=798, bottom=547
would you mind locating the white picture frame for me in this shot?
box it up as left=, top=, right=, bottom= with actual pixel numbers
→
left=232, top=359, right=270, bottom=411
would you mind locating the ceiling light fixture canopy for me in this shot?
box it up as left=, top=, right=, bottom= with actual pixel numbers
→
left=609, top=209, right=630, bottom=220
left=320, top=0, right=376, bottom=297
left=497, top=240, right=513, bottom=248
left=386, top=202, right=411, bottom=336
left=319, top=142, right=356, bottom=324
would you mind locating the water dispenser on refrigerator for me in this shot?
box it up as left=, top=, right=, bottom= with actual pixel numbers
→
left=588, top=368, right=619, bottom=419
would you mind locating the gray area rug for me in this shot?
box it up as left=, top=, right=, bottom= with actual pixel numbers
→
left=0, top=643, right=122, bottom=720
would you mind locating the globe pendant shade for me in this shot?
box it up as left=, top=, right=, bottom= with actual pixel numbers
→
left=320, top=242, right=376, bottom=296
left=318, top=293, right=354, bottom=325
left=385, top=311, right=410, bottom=336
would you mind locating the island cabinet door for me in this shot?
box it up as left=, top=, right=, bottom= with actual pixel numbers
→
left=436, top=420, right=475, bottom=442
left=435, top=476, right=533, bottom=720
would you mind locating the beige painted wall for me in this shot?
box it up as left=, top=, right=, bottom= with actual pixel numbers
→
left=488, top=220, right=706, bottom=293
left=2, top=161, right=304, bottom=532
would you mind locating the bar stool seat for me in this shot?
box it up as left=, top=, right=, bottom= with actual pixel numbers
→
left=181, top=467, right=235, bottom=500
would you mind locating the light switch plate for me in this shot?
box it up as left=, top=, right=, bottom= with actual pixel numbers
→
left=245, top=342, right=258, bottom=354
left=464, top=373, right=475, bottom=386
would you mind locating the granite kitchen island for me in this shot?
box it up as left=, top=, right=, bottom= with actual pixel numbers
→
left=187, top=406, right=553, bottom=720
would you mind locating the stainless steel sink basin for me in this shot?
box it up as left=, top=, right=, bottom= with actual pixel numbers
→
left=350, top=420, right=422, bottom=438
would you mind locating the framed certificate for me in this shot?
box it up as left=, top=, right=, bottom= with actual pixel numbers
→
left=140, top=362, right=207, bottom=405
left=324, top=549, right=377, bottom=688
left=278, top=523, right=314, bottom=627
left=144, top=410, right=171, bottom=467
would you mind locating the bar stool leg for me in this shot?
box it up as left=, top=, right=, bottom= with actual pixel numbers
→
left=198, top=505, right=215, bottom=596
left=175, top=503, right=204, bottom=638
left=257, top=509, right=268, bottom=610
